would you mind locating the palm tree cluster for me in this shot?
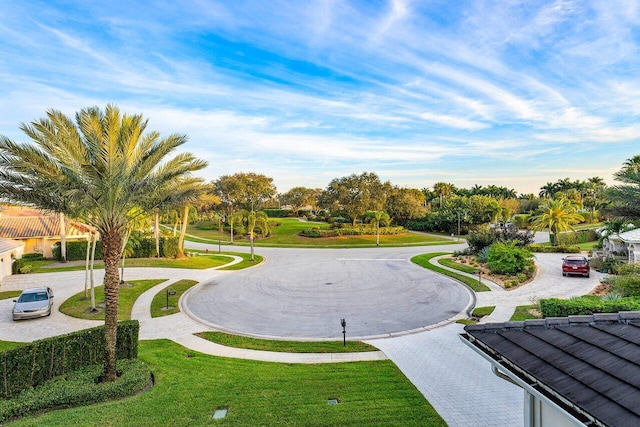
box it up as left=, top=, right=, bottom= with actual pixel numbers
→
left=0, top=105, right=207, bottom=382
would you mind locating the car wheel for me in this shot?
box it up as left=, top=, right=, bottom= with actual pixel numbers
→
left=562, top=272, right=566, bottom=276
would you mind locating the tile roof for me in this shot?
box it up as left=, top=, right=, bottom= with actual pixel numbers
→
left=463, top=312, right=640, bottom=427
left=0, top=238, right=24, bottom=254
left=0, top=216, right=90, bottom=239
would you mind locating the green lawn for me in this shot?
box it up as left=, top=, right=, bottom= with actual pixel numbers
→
left=186, top=218, right=455, bottom=248
left=59, top=279, right=167, bottom=321
left=10, top=340, right=446, bottom=427
left=439, top=257, right=478, bottom=274
left=472, top=306, right=495, bottom=317
left=24, top=254, right=235, bottom=273
left=0, top=291, right=22, bottom=300
left=411, top=252, right=491, bottom=292
left=150, top=280, right=198, bottom=317
left=196, top=331, right=378, bottom=353
left=187, top=250, right=264, bottom=270
left=510, top=305, right=540, bottom=321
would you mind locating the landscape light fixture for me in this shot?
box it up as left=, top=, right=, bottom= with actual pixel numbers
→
left=341, top=318, right=346, bottom=346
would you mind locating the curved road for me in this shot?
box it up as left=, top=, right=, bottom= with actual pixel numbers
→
left=184, top=243, right=472, bottom=339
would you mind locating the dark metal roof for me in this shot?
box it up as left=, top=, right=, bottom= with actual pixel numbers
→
left=462, top=312, right=640, bottom=427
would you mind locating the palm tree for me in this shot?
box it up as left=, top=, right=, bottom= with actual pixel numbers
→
left=530, top=199, right=583, bottom=246
left=0, top=105, right=207, bottom=382
left=539, top=182, right=556, bottom=198
left=609, top=155, right=640, bottom=218
left=238, top=210, right=269, bottom=261
left=368, top=211, right=390, bottom=246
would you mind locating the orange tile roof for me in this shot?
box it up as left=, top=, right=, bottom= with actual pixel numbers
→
left=0, top=216, right=90, bottom=239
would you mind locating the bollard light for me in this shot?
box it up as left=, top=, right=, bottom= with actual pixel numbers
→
left=340, top=318, right=346, bottom=346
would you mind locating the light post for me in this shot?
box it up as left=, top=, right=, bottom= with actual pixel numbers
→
left=457, top=211, right=461, bottom=241
left=475, top=270, right=482, bottom=287
left=340, top=318, right=346, bottom=346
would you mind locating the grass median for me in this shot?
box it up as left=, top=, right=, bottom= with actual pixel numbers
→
left=150, top=279, right=198, bottom=317
left=411, top=252, right=491, bottom=292
left=196, top=331, right=378, bottom=353
left=60, top=279, right=167, bottom=320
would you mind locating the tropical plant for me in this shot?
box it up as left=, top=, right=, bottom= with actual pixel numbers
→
left=237, top=210, right=269, bottom=261
left=0, top=105, right=207, bottom=382
left=529, top=199, right=583, bottom=246
left=486, top=241, right=534, bottom=276
left=607, top=155, right=640, bottom=219
left=366, top=210, right=390, bottom=246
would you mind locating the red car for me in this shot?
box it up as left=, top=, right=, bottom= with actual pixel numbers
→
left=562, top=256, right=590, bottom=278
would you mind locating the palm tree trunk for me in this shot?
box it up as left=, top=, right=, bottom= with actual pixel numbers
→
left=102, top=229, right=122, bottom=382
left=90, top=232, right=97, bottom=310
left=376, top=221, right=380, bottom=246
left=230, top=214, right=234, bottom=244
left=84, top=234, right=91, bottom=298
left=59, top=212, right=67, bottom=263
left=250, top=232, right=255, bottom=261
left=154, top=212, right=160, bottom=258
left=178, top=204, right=189, bottom=258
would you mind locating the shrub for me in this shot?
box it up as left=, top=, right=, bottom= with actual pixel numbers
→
left=21, top=253, right=46, bottom=261
left=486, top=241, right=534, bottom=276
left=511, top=214, right=530, bottom=229
left=52, top=241, right=103, bottom=261
left=263, top=209, right=289, bottom=218
left=299, top=226, right=404, bottom=238
left=556, top=229, right=598, bottom=245
left=11, top=258, right=25, bottom=274
left=159, top=237, right=179, bottom=258
left=527, top=244, right=581, bottom=253
left=609, top=274, right=640, bottom=297
left=466, top=230, right=496, bottom=254
left=0, top=359, right=150, bottom=423
left=0, top=320, right=139, bottom=399
left=540, top=297, right=640, bottom=317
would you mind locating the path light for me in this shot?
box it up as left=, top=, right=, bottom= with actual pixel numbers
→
left=341, top=318, right=346, bottom=346
left=165, top=289, right=176, bottom=310
left=475, top=270, right=482, bottom=287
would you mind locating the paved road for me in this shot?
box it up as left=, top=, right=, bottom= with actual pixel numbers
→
left=184, top=244, right=472, bottom=339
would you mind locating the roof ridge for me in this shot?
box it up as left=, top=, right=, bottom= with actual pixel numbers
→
left=464, top=311, right=640, bottom=332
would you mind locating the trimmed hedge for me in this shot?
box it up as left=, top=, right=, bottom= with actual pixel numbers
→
left=1, top=320, right=139, bottom=399
left=527, top=244, right=581, bottom=253
left=539, top=297, right=640, bottom=317
left=52, top=237, right=180, bottom=261
left=263, top=209, right=289, bottom=218
left=0, top=359, right=150, bottom=423
left=557, top=229, right=598, bottom=245
left=300, top=226, right=405, bottom=238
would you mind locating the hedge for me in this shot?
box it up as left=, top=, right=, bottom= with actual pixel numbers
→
left=556, top=229, right=598, bottom=245
left=52, top=237, right=180, bottom=261
left=527, top=244, right=581, bottom=253
left=539, top=297, right=640, bottom=317
left=300, top=226, right=405, bottom=238
left=0, top=320, right=139, bottom=399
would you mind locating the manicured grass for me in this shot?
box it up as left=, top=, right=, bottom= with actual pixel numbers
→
left=0, top=290, right=21, bottom=300
left=510, top=305, right=540, bottom=321
left=472, top=306, right=495, bottom=317
left=411, top=252, right=491, bottom=292
left=59, top=279, right=167, bottom=321
left=187, top=250, right=264, bottom=270
left=150, top=280, right=198, bottom=318
left=439, top=257, right=478, bottom=274
left=187, top=218, right=455, bottom=248
left=28, top=255, right=232, bottom=273
left=11, top=340, right=446, bottom=426
left=0, top=340, right=24, bottom=351
left=196, top=331, right=379, bottom=353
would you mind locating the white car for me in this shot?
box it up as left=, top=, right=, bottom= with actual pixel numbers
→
left=12, top=287, right=54, bottom=320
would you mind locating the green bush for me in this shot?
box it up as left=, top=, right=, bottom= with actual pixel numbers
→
left=159, top=237, right=179, bottom=258
left=466, top=230, right=496, bottom=253
left=300, top=226, right=404, bottom=238
left=0, top=320, right=139, bottom=399
left=540, top=297, right=640, bottom=317
left=511, top=214, right=530, bottom=229
left=52, top=241, right=103, bottom=261
left=556, top=229, right=598, bottom=245
left=11, top=258, right=25, bottom=274
left=0, top=359, right=150, bottom=423
left=527, top=244, right=581, bottom=253
left=486, top=241, right=534, bottom=276
left=21, top=253, right=46, bottom=261
left=609, top=275, right=640, bottom=297
left=263, top=209, right=289, bottom=218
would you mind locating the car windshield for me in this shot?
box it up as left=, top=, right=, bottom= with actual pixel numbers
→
left=18, top=292, right=48, bottom=303
left=565, top=258, right=587, bottom=264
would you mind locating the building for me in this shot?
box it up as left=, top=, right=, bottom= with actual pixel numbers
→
left=0, top=238, right=25, bottom=281
left=0, top=215, right=91, bottom=258
left=460, top=313, right=640, bottom=426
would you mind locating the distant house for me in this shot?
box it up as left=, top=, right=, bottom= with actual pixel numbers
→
left=0, top=238, right=25, bottom=281
left=601, top=228, right=640, bottom=263
left=0, top=215, right=91, bottom=258
left=460, top=313, right=640, bottom=426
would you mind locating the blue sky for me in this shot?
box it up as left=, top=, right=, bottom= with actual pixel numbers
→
left=1, top=1, right=639, bottom=194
